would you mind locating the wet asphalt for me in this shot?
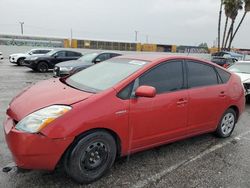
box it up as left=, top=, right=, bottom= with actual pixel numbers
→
left=0, top=58, right=250, bottom=188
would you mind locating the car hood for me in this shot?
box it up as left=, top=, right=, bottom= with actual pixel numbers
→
left=57, top=60, right=93, bottom=67
left=234, top=72, right=250, bottom=83
left=10, top=53, right=27, bottom=57
left=7, top=78, right=93, bottom=121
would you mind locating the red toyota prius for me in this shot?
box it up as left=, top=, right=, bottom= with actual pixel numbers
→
left=4, top=55, right=245, bottom=183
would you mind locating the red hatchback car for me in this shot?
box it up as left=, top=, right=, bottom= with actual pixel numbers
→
left=4, top=55, right=245, bottom=183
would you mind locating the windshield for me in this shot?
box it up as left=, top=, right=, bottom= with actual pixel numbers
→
left=46, top=50, right=57, bottom=56
left=65, top=59, right=148, bottom=92
left=26, top=49, right=36, bottom=55
left=79, top=53, right=98, bottom=63
left=228, top=63, right=250, bottom=74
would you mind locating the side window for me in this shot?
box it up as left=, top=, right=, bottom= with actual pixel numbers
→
left=117, top=81, right=135, bottom=100
left=56, top=51, right=66, bottom=57
left=110, top=53, right=121, bottom=58
left=139, top=61, right=184, bottom=94
left=215, top=67, right=231, bottom=83
left=187, top=61, right=218, bottom=88
left=67, top=51, right=81, bottom=57
left=96, top=54, right=110, bottom=61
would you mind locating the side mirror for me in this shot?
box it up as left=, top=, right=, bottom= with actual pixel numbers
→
left=54, top=54, right=58, bottom=58
left=135, top=85, right=156, bottom=98
left=94, top=58, right=101, bottom=63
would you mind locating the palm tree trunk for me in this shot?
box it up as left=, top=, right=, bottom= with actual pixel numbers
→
left=231, top=11, right=247, bottom=42
left=222, top=17, right=228, bottom=50
left=224, top=20, right=233, bottom=50
left=228, top=20, right=234, bottom=51
left=218, top=0, right=223, bottom=51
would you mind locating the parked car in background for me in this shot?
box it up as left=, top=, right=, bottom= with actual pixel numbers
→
left=212, top=51, right=244, bottom=60
left=23, top=50, right=82, bottom=72
left=54, top=52, right=121, bottom=77
left=4, top=55, right=245, bottom=184
left=0, top=51, right=3, bottom=60
left=9, top=49, right=52, bottom=65
left=228, top=61, right=250, bottom=102
left=211, top=56, right=236, bottom=68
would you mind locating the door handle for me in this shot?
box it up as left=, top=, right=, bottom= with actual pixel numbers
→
left=177, top=99, right=188, bottom=105
left=219, top=91, right=226, bottom=97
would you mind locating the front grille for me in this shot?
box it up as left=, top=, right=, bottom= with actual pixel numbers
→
left=53, top=67, right=60, bottom=77
left=243, top=83, right=250, bottom=92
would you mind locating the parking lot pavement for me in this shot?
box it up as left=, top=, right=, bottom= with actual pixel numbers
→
left=0, top=59, right=250, bottom=188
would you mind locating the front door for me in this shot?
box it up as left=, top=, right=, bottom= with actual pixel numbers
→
left=129, top=60, right=188, bottom=151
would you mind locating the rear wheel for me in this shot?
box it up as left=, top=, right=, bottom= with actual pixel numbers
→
left=37, top=62, right=49, bottom=72
left=215, top=108, right=236, bottom=138
left=64, top=131, right=117, bottom=184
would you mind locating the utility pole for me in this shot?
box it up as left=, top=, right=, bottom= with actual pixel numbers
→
left=70, top=28, right=73, bottom=48
left=19, top=22, right=24, bottom=35
left=135, top=30, right=138, bottom=42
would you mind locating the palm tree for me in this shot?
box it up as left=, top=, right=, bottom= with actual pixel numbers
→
left=226, top=0, right=243, bottom=50
left=222, top=0, right=233, bottom=49
left=228, top=0, right=250, bottom=48
left=218, top=0, right=224, bottom=51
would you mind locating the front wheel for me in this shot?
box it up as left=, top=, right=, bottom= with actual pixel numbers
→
left=17, top=58, right=25, bottom=66
left=215, top=108, right=236, bottom=138
left=37, top=62, right=49, bottom=72
left=64, top=131, right=117, bottom=184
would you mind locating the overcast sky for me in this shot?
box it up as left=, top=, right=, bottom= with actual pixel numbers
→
left=0, top=0, right=250, bottom=48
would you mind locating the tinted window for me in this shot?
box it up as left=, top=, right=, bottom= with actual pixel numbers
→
left=110, top=53, right=121, bottom=58
left=67, top=51, right=81, bottom=57
left=117, top=81, right=134, bottom=100
left=215, top=67, right=231, bottom=83
left=139, top=61, right=184, bottom=94
left=55, top=51, right=66, bottom=57
left=187, top=61, right=218, bottom=88
left=96, top=53, right=110, bottom=61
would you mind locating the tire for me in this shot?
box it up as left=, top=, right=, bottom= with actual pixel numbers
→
left=246, top=95, right=250, bottom=104
left=37, top=62, right=49, bottom=72
left=215, top=108, right=236, bottom=138
left=64, top=131, right=117, bottom=184
left=17, top=58, right=25, bottom=66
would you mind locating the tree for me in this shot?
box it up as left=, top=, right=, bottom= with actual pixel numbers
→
left=218, top=0, right=224, bottom=51
left=223, top=0, right=243, bottom=50
left=228, top=0, right=250, bottom=48
left=222, top=0, right=232, bottom=49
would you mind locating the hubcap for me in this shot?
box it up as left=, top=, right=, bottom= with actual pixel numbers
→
left=80, top=142, right=108, bottom=171
left=221, top=113, right=235, bottom=135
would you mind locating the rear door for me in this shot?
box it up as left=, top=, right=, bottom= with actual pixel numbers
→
left=185, top=60, right=229, bottom=133
left=66, top=51, right=81, bottom=61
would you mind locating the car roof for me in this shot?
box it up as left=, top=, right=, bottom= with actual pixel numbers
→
left=115, top=53, right=207, bottom=62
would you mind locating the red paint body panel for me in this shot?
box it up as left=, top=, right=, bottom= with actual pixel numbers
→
left=3, top=55, right=245, bottom=170
left=4, top=117, right=74, bottom=170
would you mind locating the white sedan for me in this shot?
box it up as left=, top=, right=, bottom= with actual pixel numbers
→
left=228, top=61, right=250, bottom=102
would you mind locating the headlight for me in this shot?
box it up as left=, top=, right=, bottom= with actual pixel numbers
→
left=60, top=67, right=73, bottom=71
left=30, top=57, right=38, bottom=60
left=15, top=105, right=72, bottom=133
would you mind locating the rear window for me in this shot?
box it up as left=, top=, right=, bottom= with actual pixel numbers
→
left=215, top=67, right=231, bottom=83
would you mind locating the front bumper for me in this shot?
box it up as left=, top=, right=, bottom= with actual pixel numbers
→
left=4, top=117, right=74, bottom=170
left=23, top=60, right=38, bottom=69
left=53, top=66, right=71, bottom=77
